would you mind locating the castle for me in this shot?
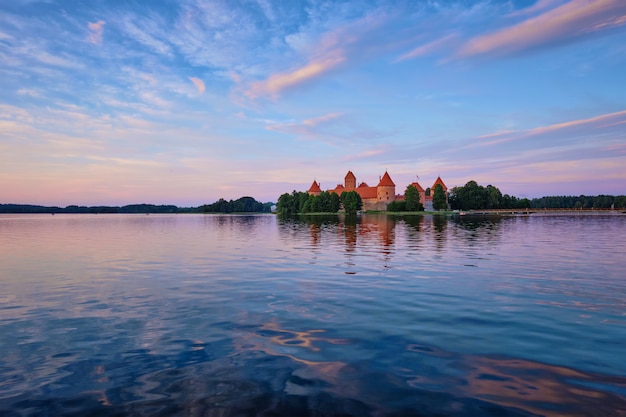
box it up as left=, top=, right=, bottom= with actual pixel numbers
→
left=308, top=171, right=448, bottom=211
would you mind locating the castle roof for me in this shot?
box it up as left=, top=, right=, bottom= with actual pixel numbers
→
left=345, top=170, right=356, bottom=180
left=410, top=181, right=425, bottom=192
left=377, top=171, right=395, bottom=187
left=357, top=186, right=378, bottom=199
left=308, top=180, right=321, bottom=193
left=432, top=176, right=447, bottom=190
left=358, top=182, right=369, bottom=188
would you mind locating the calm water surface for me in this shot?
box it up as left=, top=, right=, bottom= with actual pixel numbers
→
left=0, top=213, right=625, bottom=416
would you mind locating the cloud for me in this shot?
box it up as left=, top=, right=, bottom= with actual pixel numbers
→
left=341, top=148, right=386, bottom=162
left=245, top=51, right=346, bottom=99
left=396, top=34, right=457, bottom=62
left=506, top=0, right=565, bottom=18
left=470, top=109, right=626, bottom=148
left=188, top=77, right=206, bottom=95
left=17, top=88, right=41, bottom=97
left=266, top=112, right=343, bottom=136
left=265, top=112, right=397, bottom=146
left=458, top=0, right=626, bottom=58
left=242, top=8, right=392, bottom=99
left=170, top=0, right=266, bottom=69
left=86, top=20, right=105, bottom=45
left=527, top=109, right=626, bottom=136
left=254, top=0, right=275, bottom=22
left=119, top=14, right=173, bottom=56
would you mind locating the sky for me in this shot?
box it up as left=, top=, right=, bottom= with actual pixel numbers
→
left=1, top=0, right=625, bottom=206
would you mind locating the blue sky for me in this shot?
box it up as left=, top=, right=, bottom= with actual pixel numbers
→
left=1, top=0, right=625, bottom=206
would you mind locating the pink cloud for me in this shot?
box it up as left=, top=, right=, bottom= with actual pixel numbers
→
left=266, top=113, right=343, bottom=135
left=475, top=130, right=516, bottom=139
left=341, top=148, right=386, bottom=162
left=471, top=109, right=626, bottom=148
left=396, top=34, right=457, bottom=62
left=188, top=76, right=206, bottom=94
left=527, top=109, right=626, bottom=136
left=458, top=0, right=626, bottom=57
left=242, top=10, right=391, bottom=100
left=245, top=53, right=345, bottom=99
left=87, top=20, right=106, bottom=45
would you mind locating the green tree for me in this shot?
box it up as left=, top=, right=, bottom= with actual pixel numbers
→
left=404, top=185, right=423, bottom=211
left=432, top=184, right=447, bottom=211
left=297, top=191, right=309, bottom=213
left=310, top=193, right=321, bottom=212
left=517, top=198, right=531, bottom=209
left=301, top=194, right=313, bottom=213
left=386, top=200, right=407, bottom=212
left=449, top=180, right=488, bottom=210
left=317, top=191, right=331, bottom=212
left=276, top=193, right=294, bottom=216
left=340, top=191, right=362, bottom=215
left=329, top=192, right=341, bottom=212
left=486, top=185, right=502, bottom=209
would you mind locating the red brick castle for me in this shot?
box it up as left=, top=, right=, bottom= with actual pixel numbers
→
left=308, top=171, right=448, bottom=211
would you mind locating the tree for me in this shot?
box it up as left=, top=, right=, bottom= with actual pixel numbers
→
left=386, top=200, right=407, bottom=212
left=517, top=198, right=531, bottom=209
left=276, top=192, right=296, bottom=216
left=329, top=192, right=341, bottom=212
left=486, top=185, right=502, bottom=209
left=340, top=191, right=362, bottom=215
left=317, top=191, right=331, bottom=212
left=432, top=184, right=447, bottom=211
left=448, top=180, right=496, bottom=210
left=404, top=185, right=423, bottom=211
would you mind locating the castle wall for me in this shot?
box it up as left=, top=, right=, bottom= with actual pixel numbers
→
left=376, top=185, right=395, bottom=203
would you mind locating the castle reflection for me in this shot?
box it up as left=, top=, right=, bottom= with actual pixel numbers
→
left=276, top=213, right=513, bottom=272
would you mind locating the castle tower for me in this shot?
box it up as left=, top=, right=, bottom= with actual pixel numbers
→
left=376, top=171, right=396, bottom=202
left=431, top=176, right=448, bottom=203
left=344, top=171, right=356, bottom=189
left=307, top=180, right=322, bottom=196
left=410, top=181, right=426, bottom=207
left=432, top=176, right=448, bottom=193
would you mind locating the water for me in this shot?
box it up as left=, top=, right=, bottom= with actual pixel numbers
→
left=0, top=213, right=625, bottom=416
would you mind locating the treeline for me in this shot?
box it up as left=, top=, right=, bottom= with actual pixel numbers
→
left=449, top=181, right=626, bottom=210
left=202, top=197, right=272, bottom=213
left=1, top=198, right=275, bottom=214
left=387, top=184, right=426, bottom=212
left=276, top=191, right=362, bottom=216
left=529, top=195, right=626, bottom=209
left=449, top=181, right=530, bottom=210
left=0, top=204, right=198, bottom=214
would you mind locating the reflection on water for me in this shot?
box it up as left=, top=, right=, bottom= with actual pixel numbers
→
left=1, top=213, right=625, bottom=416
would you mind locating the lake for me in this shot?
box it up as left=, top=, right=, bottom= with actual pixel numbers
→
left=0, top=213, right=625, bottom=416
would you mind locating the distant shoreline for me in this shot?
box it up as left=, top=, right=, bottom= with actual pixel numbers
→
left=453, top=209, right=626, bottom=216
left=0, top=203, right=198, bottom=214
left=291, top=209, right=626, bottom=217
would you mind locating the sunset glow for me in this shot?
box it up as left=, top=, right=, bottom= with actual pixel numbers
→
left=1, top=0, right=625, bottom=206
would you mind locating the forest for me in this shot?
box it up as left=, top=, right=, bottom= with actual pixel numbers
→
left=449, top=181, right=626, bottom=210
left=201, top=197, right=272, bottom=213
left=0, top=204, right=196, bottom=214
left=276, top=190, right=362, bottom=216
left=0, top=198, right=273, bottom=214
